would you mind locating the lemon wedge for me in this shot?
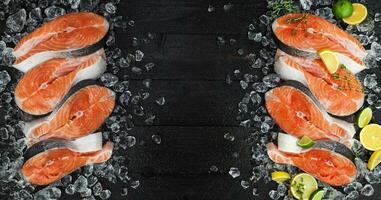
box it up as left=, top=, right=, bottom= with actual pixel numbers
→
left=318, top=49, right=340, bottom=74
left=360, top=124, right=381, bottom=151
left=368, top=149, right=381, bottom=170
left=343, top=3, right=368, bottom=25
left=271, top=171, right=291, bottom=183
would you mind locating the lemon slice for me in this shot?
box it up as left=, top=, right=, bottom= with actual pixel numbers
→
left=343, top=3, right=368, bottom=25
left=368, top=149, right=381, bottom=170
left=271, top=171, right=291, bottom=183
left=318, top=49, right=339, bottom=74
left=360, top=124, right=381, bottom=151
left=290, top=173, right=318, bottom=200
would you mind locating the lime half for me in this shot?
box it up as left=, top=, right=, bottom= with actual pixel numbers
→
left=271, top=171, right=291, bottom=183
left=297, top=136, right=315, bottom=149
left=290, top=173, right=318, bottom=200
left=333, top=0, right=353, bottom=19
left=356, top=107, right=372, bottom=128
left=309, top=189, right=325, bottom=200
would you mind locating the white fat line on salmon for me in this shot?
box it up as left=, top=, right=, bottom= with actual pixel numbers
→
left=13, top=21, right=109, bottom=58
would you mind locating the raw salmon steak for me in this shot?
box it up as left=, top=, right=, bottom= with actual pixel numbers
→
left=273, top=13, right=366, bottom=74
left=275, top=49, right=364, bottom=116
left=24, top=85, right=115, bottom=146
left=13, top=12, right=109, bottom=72
left=265, top=83, right=355, bottom=147
left=22, top=141, right=113, bottom=185
left=15, top=49, right=106, bottom=115
left=267, top=143, right=357, bottom=186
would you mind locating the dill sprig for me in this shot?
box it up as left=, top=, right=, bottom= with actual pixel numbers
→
left=269, top=0, right=299, bottom=19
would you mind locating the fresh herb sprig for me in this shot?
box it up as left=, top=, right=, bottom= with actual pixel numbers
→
left=269, top=0, right=299, bottom=19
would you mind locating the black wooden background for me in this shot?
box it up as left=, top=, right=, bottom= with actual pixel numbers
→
left=19, top=0, right=381, bottom=199
left=110, top=0, right=381, bottom=200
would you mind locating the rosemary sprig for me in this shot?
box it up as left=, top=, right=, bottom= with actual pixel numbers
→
left=269, top=0, right=298, bottom=19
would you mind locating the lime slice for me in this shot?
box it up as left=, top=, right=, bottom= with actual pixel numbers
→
left=368, top=149, right=381, bottom=170
left=271, top=171, right=291, bottom=183
left=333, top=0, right=353, bottom=19
left=297, top=136, right=315, bottom=149
left=343, top=3, right=368, bottom=25
left=356, top=107, right=372, bottom=128
left=318, top=49, right=339, bottom=74
left=309, top=189, right=325, bottom=200
left=360, top=124, right=381, bottom=151
left=290, top=173, right=318, bottom=200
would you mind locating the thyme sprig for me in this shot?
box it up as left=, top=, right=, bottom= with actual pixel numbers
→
left=269, top=0, right=298, bottom=19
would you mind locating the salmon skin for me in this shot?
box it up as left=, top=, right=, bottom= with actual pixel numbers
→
left=22, top=141, right=113, bottom=186
left=275, top=49, right=364, bottom=116
left=15, top=49, right=106, bottom=115
left=265, top=82, right=355, bottom=147
left=23, top=85, right=115, bottom=146
left=23, top=132, right=104, bottom=162
left=272, top=13, right=366, bottom=74
left=267, top=143, right=357, bottom=186
left=13, top=12, right=109, bottom=72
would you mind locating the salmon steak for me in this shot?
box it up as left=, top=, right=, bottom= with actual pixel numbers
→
left=15, top=49, right=106, bottom=115
left=273, top=13, right=366, bottom=74
left=24, top=85, right=115, bottom=146
left=267, top=143, right=357, bottom=186
left=13, top=12, right=109, bottom=72
left=275, top=49, right=364, bottom=116
left=265, top=83, right=355, bottom=147
left=22, top=140, right=113, bottom=186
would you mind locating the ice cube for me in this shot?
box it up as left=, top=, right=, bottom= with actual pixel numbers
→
left=240, top=80, right=248, bottom=89
left=151, top=134, right=161, bottom=144
left=277, top=184, right=287, bottom=196
left=135, top=50, right=144, bottom=62
left=224, top=132, right=235, bottom=142
left=300, top=0, right=313, bottom=10
left=44, top=6, right=66, bottom=19
left=249, top=32, right=262, bottom=42
left=361, top=184, right=374, bottom=196
left=269, top=190, right=280, bottom=200
left=207, top=5, right=215, bottom=12
left=229, top=167, right=240, bottom=178
left=126, top=136, right=136, bottom=147
left=223, top=3, right=233, bottom=11
left=121, top=188, right=128, bottom=196
left=131, top=66, right=142, bottom=74
left=156, top=97, right=166, bottom=105
left=130, top=180, right=140, bottom=189
left=259, top=15, right=270, bottom=26
left=105, top=2, right=117, bottom=14
left=315, top=7, right=333, bottom=20
left=6, top=9, right=26, bottom=32
left=366, top=93, right=378, bottom=105
left=2, top=47, right=16, bottom=66
left=99, top=189, right=111, bottom=199
left=83, top=165, right=94, bottom=177
left=92, top=182, right=102, bottom=196
left=345, top=191, right=359, bottom=200
left=80, top=0, right=100, bottom=11
left=263, top=74, right=280, bottom=88
left=252, top=82, right=268, bottom=93
left=241, top=180, right=250, bottom=189
left=35, top=186, right=62, bottom=199
left=74, top=175, right=88, bottom=193
left=80, top=188, right=92, bottom=197
left=101, top=73, right=119, bottom=87
left=375, top=13, right=381, bottom=22
left=357, top=17, right=375, bottom=33
left=209, top=165, right=218, bottom=172
left=363, top=74, right=378, bottom=89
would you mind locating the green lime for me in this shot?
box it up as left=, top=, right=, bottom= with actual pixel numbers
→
left=356, top=107, right=372, bottom=128
left=333, top=0, right=353, bottom=19
left=309, top=189, right=325, bottom=200
left=297, top=135, right=315, bottom=149
left=290, top=173, right=318, bottom=200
